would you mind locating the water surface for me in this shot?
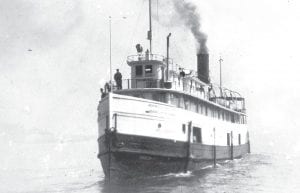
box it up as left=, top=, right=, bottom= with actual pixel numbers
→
left=1, top=137, right=299, bottom=193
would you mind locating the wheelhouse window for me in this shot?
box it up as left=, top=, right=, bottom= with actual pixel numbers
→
left=238, top=134, right=241, bottom=145
left=193, top=127, right=202, bottom=143
left=136, top=65, right=143, bottom=76
left=145, top=65, right=153, bottom=74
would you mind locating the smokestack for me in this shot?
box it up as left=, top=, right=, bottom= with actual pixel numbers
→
left=173, top=0, right=208, bottom=54
left=172, top=1, right=210, bottom=83
left=197, top=53, right=209, bottom=83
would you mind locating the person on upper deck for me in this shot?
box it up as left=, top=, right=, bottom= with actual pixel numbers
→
left=179, top=68, right=186, bottom=77
left=104, top=82, right=111, bottom=92
left=114, top=69, right=122, bottom=90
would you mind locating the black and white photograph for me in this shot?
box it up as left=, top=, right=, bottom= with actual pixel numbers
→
left=1, top=0, right=299, bottom=192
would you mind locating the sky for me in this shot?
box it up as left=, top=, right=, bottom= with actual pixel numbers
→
left=1, top=0, right=300, bottom=156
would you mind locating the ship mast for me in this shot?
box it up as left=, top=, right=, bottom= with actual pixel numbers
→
left=219, top=56, right=223, bottom=96
left=148, top=0, right=152, bottom=54
left=219, top=57, right=223, bottom=88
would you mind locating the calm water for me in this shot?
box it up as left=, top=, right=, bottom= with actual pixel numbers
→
left=1, top=136, right=299, bottom=193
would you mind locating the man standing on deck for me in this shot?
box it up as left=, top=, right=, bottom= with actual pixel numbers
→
left=180, top=68, right=186, bottom=77
left=100, top=88, right=106, bottom=98
left=114, top=69, right=122, bottom=90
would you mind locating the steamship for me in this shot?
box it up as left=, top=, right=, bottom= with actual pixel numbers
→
left=97, top=1, right=250, bottom=180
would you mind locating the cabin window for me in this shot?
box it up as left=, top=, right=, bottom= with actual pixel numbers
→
left=198, top=104, right=202, bottom=114
left=235, top=114, right=239, bottom=123
left=133, top=93, right=142, bottom=98
left=179, top=96, right=185, bottom=109
left=152, top=93, right=159, bottom=101
left=145, top=65, right=153, bottom=74
left=227, top=133, right=231, bottom=146
left=159, top=93, right=166, bottom=103
left=200, top=104, right=204, bottom=114
left=226, top=112, right=230, bottom=121
left=136, top=65, right=143, bottom=76
left=205, top=106, right=208, bottom=116
left=184, top=97, right=189, bottom=110
left=193, top=127, right=202, bottom=143
left=170, top=94, right=179, bottom=107
left=190, top=100, right=197, bottom=113
left=142, top=93, right=152, bottom=100
left=210, top=107, right=214, bottom=118
left=238, top=134, right=241, bottom=145
left=196, top=102, right=199, bottom=113
left=153, top=93, right=166, bottom=103
left=182, top=124, right=186, bottom=134
left=231, top=113, right=235, bottom=123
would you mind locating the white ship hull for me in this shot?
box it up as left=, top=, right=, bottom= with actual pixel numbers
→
left=97, top=93, right=250, bottom=180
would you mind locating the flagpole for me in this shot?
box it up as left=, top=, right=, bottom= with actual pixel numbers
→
left=109, top=16, right=112, bottom=83
left=148, top=0, right=152, bottom=54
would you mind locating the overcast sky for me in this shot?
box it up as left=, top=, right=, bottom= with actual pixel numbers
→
left=1, top=0, right=300, bottom=153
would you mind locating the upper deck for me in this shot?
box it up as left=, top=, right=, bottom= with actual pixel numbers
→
left=104, top=53, right=246, bottom=114
left=127, top=53, right=173, bottom=64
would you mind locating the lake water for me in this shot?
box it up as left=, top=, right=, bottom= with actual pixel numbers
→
left=1, top=134, right=300, bottom=193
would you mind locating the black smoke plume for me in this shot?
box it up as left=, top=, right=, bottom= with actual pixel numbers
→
left=173, top=0, right=208, bottom=54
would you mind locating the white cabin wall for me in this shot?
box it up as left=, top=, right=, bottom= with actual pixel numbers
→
left=106, top=94, right=248, bottom=146
left=111, top=95, right=187, bottom=141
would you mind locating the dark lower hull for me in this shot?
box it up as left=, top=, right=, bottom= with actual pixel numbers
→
left=97, top=133, right=250, bottom=180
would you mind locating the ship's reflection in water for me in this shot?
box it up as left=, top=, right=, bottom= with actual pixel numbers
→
left=101, top=171, right=201, bottom=193
left=99, top=153, right=287, bottom=193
